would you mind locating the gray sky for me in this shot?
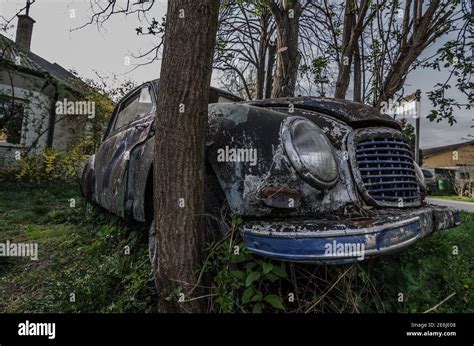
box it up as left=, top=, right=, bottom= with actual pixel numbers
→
left=1, top=0, right=472, bottom=148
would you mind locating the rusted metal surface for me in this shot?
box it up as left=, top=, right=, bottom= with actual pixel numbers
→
left=245, top=96, right=401, bottom=129
left=81, top=80, right=461, bottom=263
left=259, top=186, right=303, bottom=209
left=206, top=103, right=361, bottom=217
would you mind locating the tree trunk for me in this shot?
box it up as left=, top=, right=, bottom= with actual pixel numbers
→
left=256, top=11, right=270, bottom=100
left=334, top=0, right=370, bottom=99
left=152, top=0, right=220, bottom=313
left=375, top=0, right=444, bottom=106
left=334, top=0, right=354, bottom=99
left=271, top=1, right=302, bottom=98
left=353, top=38, right=361, bottom=103
left=265, top=42, right=276, bottom=99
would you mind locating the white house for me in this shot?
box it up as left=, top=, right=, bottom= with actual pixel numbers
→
left=0, top=12, right=90, bottom=167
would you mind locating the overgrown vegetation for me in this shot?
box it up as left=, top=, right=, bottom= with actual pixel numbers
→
left=0, top=138, right=94, bottom=183
left=0, top=183, right=158, bottom=312
left=0, top=183, right=472, bottom=313
left=204, top=212, right=473, bottom=313
left=203, top=214, right=288, bottom=313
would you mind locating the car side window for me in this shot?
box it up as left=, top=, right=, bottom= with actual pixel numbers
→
left=137, top=87, right=153, bottom=115
left=113, top=86, right=153, bottom=131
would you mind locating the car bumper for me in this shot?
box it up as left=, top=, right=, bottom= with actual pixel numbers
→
left=241, top=205, right=461, bottom=264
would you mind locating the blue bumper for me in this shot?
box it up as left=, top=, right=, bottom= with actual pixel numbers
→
left=241, top=205, right=460, bottom=264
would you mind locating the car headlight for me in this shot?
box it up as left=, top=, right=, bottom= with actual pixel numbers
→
left=281, top=117, right=339, bottom=188
left=413, top=161, right=426, bottom=188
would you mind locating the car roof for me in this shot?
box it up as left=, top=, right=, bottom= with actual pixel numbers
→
left=149, top=79, right=243, bottom=103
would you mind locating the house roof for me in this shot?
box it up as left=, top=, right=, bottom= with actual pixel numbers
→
left=0, top=34, right=45, bottom=74
left=0, top=34, right=84, bottom=92
left=422, top=140, right=474, bottom=157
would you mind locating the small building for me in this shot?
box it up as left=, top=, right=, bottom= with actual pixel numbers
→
left=422, top=140, right=474, bottom=168
left=422, top=140, right=474, bottom=196
left=0, top=12, right=94, bottom=167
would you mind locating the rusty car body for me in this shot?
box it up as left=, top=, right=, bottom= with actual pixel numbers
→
left=81, top=79, right=461, bottom=264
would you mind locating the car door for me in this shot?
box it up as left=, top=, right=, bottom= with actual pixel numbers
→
left=94, top=84, right=155, bottom=216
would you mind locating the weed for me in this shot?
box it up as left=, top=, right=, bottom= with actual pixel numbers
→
left=0, top=183, right=472, bottom=313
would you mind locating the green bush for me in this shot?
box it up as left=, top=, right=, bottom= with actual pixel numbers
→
left=1, top=138, right=93, bottom=183
left=203, top=215, right=288, bottom=313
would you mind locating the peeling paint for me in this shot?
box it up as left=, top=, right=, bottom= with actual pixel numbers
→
left=208, top=103, right=250, bottom=125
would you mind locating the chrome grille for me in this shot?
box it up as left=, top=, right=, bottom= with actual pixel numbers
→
left=355, top=137, right=419, bottom=205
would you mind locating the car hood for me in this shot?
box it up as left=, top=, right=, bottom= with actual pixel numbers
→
left=245, top=96, right=400, bottom=130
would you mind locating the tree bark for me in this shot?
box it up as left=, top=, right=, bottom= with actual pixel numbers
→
left=375, top=0, right=447, bottom=106
left=334, top=0, right=370, bottom=99
left=256, top=10, right=270, bottom=99
left=270, top=0, right=302, bottom=98
left=353, top=38, right=361, bottom=103
left=334, top=0, right=355, bottom=99
left=265, top=42, right=276, bottom=99
left=152, top=0, right=220, bottom=313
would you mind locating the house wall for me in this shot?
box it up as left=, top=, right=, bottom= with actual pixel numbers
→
left=0, top=142, right=20, bottom=166
left=51, top=89, right=89, bottom=151
left=0, top=69, right=52, bottom=163
left=423, top=144, right=474, bottom=168
left=0, top=68, right=89, bottom=167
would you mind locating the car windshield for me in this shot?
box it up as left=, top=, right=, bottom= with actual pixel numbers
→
left=422, top=169, right=433, bottom=178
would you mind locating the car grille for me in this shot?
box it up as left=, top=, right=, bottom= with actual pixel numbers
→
left=355, top=137, right=419, bottom=206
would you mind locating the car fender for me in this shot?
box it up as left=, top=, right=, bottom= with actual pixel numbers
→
left=206, top=103, right=359, bottom=217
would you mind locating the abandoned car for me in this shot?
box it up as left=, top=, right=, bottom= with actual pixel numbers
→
left=422, top=168, right=436, bottom=194
left=81, top=80, right=461, bottom=264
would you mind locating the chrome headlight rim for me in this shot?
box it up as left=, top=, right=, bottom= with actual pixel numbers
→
left=281, top=116, right=339, bottom=189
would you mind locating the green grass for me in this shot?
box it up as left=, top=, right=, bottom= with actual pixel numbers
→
left=0, top=182, right=158, bottom=313
left=0, top=183, right=472, bottom=313
left=358, top=212, right=474, bottom=313
left=429, top=193, right=474, bottom=203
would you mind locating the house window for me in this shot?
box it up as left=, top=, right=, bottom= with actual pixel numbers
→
left=0, top=101, right=24, bottom=144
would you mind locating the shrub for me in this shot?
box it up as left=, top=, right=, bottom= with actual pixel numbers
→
left=1, top=138, right=94, bottom=183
